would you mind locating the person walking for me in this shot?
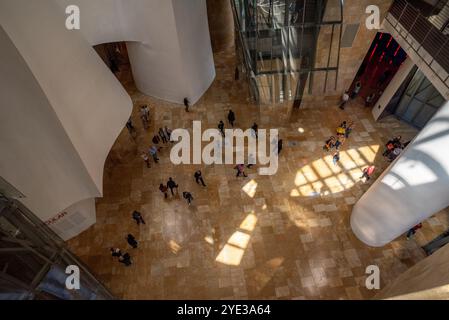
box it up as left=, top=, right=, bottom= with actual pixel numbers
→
left=235, top=164, right=248, bottom=178
left=351, top=81, right=362, bottom=99
left=126, top=118, right=137, bottom=138
left=334, top=137, right=344, bottom=150
left=194, top=170, right=206, bottom=187
left=247, top=153, right=256, bottom=168
left=167, top=178, right=179, bottom=196
left=251, top=123, right=258, bottom=139
left=406, top=223, right=423, bottom=240
left=218, top=120, right=225, bottom=137
left=132, top=210, right=146, bottom=225
left=183, top=192, right=194, bottom=205
left=165, top=126, right=173, bottom=142
left=345, top=121, right=354, bottom=138
left=140, top=105, right=150, bottom=129
left=277, top=139, right=283, bottom=155
left=361, top=165, right=375, bottom=182
left=365, top=93, right=375, bottom=107
left=339, top=91, right=350, bottom=110
left=323, top=136, right=336, bottom=152
left=149, top=145, right=159, bottom=163
left=184, top=97, right=190, bottom=112
left=228, top=110, right=236, bottom=127
left=159, top=183, right=168, bottom=199
left=110, top=248, right=122, bottom=258
left=141, top=152, right=151, bottom=168
left=332, top=152, right=340, bottom=166
left=119, top=253, right=132, bottom=266
left=158, top=128, right=167, bottom=143
left=152, top=135, right=161, bottom=145
left=126, top=234, right=138, bottom=249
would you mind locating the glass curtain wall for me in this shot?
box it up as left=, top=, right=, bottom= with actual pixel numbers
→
left=394, top=68, right=447, bottom=129
left=0, top=195, right=114, bottom=300
left=231, top=0, right=343, bottom=106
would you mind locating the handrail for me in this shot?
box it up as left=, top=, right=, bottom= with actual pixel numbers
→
left=387, top=0, right=449, bottom=82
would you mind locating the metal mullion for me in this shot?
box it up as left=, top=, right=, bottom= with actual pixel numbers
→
left=323, top=24, right=335, bottom=93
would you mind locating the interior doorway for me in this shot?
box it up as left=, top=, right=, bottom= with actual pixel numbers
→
left=93, top=42, right=135, bottom=88
left=349, top=32, right=408, bottom=107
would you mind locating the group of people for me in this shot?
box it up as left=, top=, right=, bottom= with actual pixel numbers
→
left=383, top=135, right=409, bottom=162
left=218, top=110, right=237, bottom=137
left=323, top=121, right=355, bottom=166
left=322, top=120, right=377, bottom=183
left=158, top=176, right=199, bottom=206
left=339, top=81, right=362, bottom=110
left=141, top=126, right=173, bottom=167
left=110, top=211, right=146, bottom=267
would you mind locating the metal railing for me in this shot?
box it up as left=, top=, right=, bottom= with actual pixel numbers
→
left=386, top=0, right=449, bottom=83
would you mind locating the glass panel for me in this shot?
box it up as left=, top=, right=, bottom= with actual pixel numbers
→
left=415, top=79, right=435, bottom=101
left=402, top=99, right=423, bottom=122
left=428, top=92, right=446, bottom=107
left=406, top=71, right=425, bottom=95
left=413, top=104, right=439, bottom=129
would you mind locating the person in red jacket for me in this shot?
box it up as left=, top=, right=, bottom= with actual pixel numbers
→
left=361, top=165, right=375, bottom=182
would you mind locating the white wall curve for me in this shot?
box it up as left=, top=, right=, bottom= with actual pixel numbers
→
left=0, top=0, right=133, bottom=239
left=351, top=102, right=449, bottom=247
left=56, top=0, right=216, bottom=104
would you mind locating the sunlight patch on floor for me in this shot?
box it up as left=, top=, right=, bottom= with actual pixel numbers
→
left=242, top=179, right=258, bottom=198
left=216, top=211, right=257, bottom=266
left=292, top=145, right=380, bottom=197
left=168, top=240, right=182, bottom=254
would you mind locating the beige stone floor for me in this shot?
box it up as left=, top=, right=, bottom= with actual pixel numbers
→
left=68, top=48, right=449, bottom=300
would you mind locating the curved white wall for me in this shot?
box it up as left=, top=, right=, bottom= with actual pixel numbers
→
left=0, top=0, right=133, bottom=239
left=56, top=0, right=216, bottom=104
left=351, top=102, right=449, bottom=247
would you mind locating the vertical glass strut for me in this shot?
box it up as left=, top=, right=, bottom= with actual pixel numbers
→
left=231, top=0, right=344, bottom=106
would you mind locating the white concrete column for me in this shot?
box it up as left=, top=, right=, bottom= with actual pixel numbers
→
left=372, top=57, right=415, bottom=120
left=351, top=101, right=449, bottom=247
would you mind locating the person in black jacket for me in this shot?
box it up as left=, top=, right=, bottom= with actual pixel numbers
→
left=132, top=210, right=145, bottom=225
left=228, top=110, right=236, bottom=127
left=194, top=170, right=206, bottom=187
left=126, top=234, right=138, bottom=249
left=167, top=178, right=179, bottom=196
left=183, top=192, right=194, bottom=205
left=184, top=98, right=190, bottom=112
